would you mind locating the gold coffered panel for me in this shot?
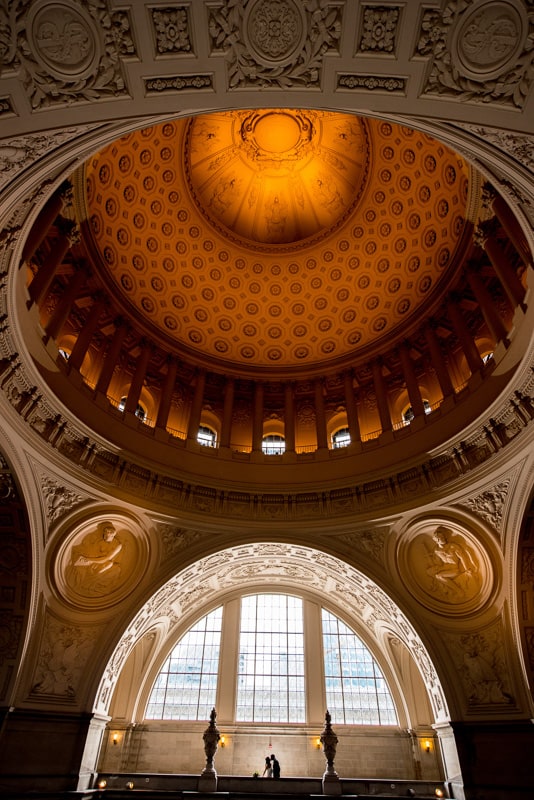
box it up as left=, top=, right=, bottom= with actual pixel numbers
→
left=84, top=110, right=469, bottom=372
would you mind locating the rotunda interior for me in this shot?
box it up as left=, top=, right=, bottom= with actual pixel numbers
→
left=1, top=3, right=534, bottom=800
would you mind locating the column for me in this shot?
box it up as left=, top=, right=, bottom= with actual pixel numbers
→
left=156, top=356, right=178, bottom=430
left=252, top=382, right=264, bottom=452
left=398, top=342, right=425, bottom=418
left=95, top=318, right=129, bottom=396
left=423, top=322, right=454, bottom=398
left=21, top=180, right=72, bottom=263
left=124, top=340, right=152, bottom=415
left=314, top=379, right=328, bottom=450
left=343, top=371, right=361, bottom=443
left=27, top=219, right=78, bottom=307
left=68, top=294, right=107, bottom=372
left=482, top=182, right=532, bottom=266
left=284, top=382, right=296, bottom=452
left=44, top=265, right=88, bottom=341
left=371, top=359, right=392, bottom=433
left=186, top=369, right=206, bottom=440
left=466, top=265, right=509, bottom=344
left=446, top=294, right=484, bottom=375
left=475, top=220, right=527, bottom=309
left=219, top=377, right=235, bottom=448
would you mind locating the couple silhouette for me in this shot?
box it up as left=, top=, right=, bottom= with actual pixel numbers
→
left=263, top=754, right=280, bottom=778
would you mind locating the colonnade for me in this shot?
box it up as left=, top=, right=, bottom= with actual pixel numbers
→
left=22, top=181, right=530, bottom=455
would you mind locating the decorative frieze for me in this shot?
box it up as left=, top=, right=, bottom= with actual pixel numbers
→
left=41, top=475, right=86, bottom=526
left=337, top=74, right=406, bottom=93
left=208, top=0, right=342, bottom=89
left=417, top=0, right=533, bottom=109
left=144, top=74, right=213, bottom=93
left=459, top=479, right=510, bottom=534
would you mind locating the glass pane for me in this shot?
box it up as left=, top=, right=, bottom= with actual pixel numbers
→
left=145, top=607, right=222, bottom=720
left=321, top=608, right=398, bottom=725
left=236, top=594, right=305, bottom=722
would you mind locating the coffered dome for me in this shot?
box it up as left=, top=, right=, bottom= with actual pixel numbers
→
left=82, top=110, right=470, bottom=374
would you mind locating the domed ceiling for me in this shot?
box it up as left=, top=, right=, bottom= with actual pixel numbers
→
left=84, top=110, right=470, bottom=373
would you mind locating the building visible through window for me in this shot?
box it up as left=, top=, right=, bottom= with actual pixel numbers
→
left=262, top=434, right=285, bottom=455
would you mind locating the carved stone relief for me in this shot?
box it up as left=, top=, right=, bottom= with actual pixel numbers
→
left=417, top=0, right=533, bottom=108
left=444, top=620, right=515, bottom=708
left=54, top=516, right=145, bottom=608
left=208, top=0, right=342, bottom=89
left=94, top=542, right=446, bottom=721
left=458, top=478, right=510, bottom=534
left=396, top=520, right=494, bottom=615
left=7, top=0, right=134, bottom=111
left=358, top=6, right=400, bottom=54
left=40, top=475, right=86, bottom=526
left=31, top=613, right=99, bottom=699
left=151, top=7, right=192, bottom=55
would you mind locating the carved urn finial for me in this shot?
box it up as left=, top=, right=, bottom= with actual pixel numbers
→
left=320, top=710, right=341, bottom=795
left=199, top=707, right=220, bottom=791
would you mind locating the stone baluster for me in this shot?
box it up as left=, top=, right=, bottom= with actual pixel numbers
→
left=482, top=182, right=532, bottom=266
left=22, top=181, right=72, bottom=263
left=252, top=382, right=264, bottom=452
left=371, top=359, right=392, bottom=433
left=446, top=294, right=484, bottom=375
left=68, top=294, right=107, bottom=372
left=187, top=369, right=206, bottom=440
left=423, top=322, right=455, bottom=399
left=27, top=218, right=78, bottom=307
left=314, top=379, right=328, bottom=450
left=343, top=371, right=361, bottom=444
left=284, top=382, right=296, bottom=452
left=475, top=219, right=526, bottom=310
left=398, top=341, right=425, bottom=418
left=124, top=340, right=152, bottom=415
left=466, top=264, right=509, bottom=345
left=156, top=356, right=179, bottom=430
left=44, top=264, right=88, bottom=342
left=95, top=318, right=129, bottom=396
left=220, top=377, right=235, bottom=448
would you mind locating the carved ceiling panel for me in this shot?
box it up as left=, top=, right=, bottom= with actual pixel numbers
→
left=82, top=110, right=469, bottom=372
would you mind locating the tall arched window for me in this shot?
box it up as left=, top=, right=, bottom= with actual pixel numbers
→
left=145, top=595, right=397, bottom=726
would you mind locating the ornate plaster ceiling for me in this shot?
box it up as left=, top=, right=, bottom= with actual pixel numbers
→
left=83, top=110, right=470, bottom=372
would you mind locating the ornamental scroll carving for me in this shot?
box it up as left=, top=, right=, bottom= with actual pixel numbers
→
left=417, top=0, right=533, bottom=109
left=5, top=1, right=135, bottom=110
left=208, top=0, right=342, bottom=89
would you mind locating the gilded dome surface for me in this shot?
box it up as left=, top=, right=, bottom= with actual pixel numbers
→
left=84, top=111, right=469, bottom=372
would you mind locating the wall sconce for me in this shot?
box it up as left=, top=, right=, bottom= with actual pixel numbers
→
left=424, top=739, right=431, bottom=753
left=98, top=779, right=107, bottom=789
left=112, top=733, right=119, bottom=746
left=220, top=735, right=226, bottom=747
left=315, top=738, right=322, bottom=749
left=435, top=790, right=444, bottom=798
left=126, top=781, right=134, bottom=790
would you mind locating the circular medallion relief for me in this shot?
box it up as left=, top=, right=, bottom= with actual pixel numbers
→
left=243, top=0, right=307, bottom=67
left=452, top=0, right=527, bottom=81
left=395, top=521, right=495, bottom=617
left=27, top=0, right=101, bottom=80
left=54, top=517, right=145, bottom=610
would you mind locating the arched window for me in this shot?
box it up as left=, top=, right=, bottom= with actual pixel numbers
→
left=262, top=434, right=285, bottom=455
left=118, top=396, right=146, bottom=421
left=197, top=424, right=217, bottom=447
left=322, top=609, right=397, bottom=725
left=237, top=594, right=305, bottom=722
left=402, top=399, right=431, bottom=424
left=146, top=607, right=223, bottom=720
left=332, top=427, right=351, bottom=448
left=145, top=594, right=397, bottom=726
